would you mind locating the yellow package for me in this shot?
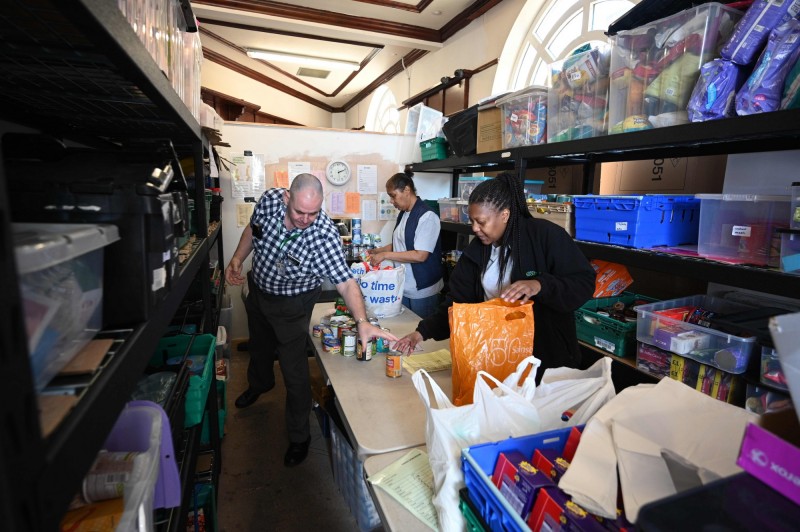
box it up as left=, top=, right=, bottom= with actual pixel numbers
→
left=60, top=498, right=124, bottom=532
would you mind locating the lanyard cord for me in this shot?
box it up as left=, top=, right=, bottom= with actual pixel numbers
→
left=279, top=230, right=301, bottom=251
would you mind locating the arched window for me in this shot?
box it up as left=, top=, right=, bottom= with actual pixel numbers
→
left=495, top=0, right=639, bottom=92
left=365, top=85, right=400, bottom=133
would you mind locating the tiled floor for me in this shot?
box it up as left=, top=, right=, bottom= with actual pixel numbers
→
left=217, top=345, right=362, bottom=531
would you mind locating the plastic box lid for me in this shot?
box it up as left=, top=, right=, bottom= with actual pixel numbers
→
left=13, top=223, right=119, bottom=274
left=695, top=194, right=791, bottom=202
left=494, top=85, right=548, bottom=107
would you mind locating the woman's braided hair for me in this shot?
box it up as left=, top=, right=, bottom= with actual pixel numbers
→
left=468, top=171, right=532, bottom=289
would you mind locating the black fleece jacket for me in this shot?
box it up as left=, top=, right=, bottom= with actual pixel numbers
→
left=416, top=217, right=596, bottom=374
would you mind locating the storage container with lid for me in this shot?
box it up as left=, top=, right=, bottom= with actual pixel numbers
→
left=696, top=193, right=790, bottom=266
left=495, top=85, right=548, bottom=148
left=13, top=223, right=119, bottom=391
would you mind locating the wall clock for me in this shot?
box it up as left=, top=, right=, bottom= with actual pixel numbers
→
left=326, top=160, right=351, bottom=186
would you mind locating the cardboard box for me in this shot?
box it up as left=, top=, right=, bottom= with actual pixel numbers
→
left=737, top=408, right=800, bottom=506
left=525, top=165, right=585, bottom=195
left=476, top=107, right=502, bottom=154
left=599, top=155, right=727, bottom=195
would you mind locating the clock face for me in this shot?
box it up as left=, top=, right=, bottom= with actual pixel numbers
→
left=326, top=160, right=351, bottom=186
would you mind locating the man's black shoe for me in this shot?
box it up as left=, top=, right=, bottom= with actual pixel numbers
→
left=234, top=386, right=272, bottom=408
left=284, top=437, right=311, bottom=467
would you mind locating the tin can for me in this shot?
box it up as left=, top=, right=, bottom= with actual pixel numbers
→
left=357, top=338, right=373, bottom=361
left=368, top=317, right=380, bottom=327
left=385, top=350, right=403, bottom=378
left=329, top=323, right=339, bottom=338
left=322, top=336, right=340, bottom=353
left=342, top=331, right=357, bottom=357
left=82, top=451, right=138, bottom=503
left=312, top=324, right=325, bottom=337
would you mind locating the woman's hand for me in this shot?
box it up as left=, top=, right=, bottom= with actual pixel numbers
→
left=500, top=279, right=542, bottom=302
left=368, top=251, right=388, bottom=268
left=393, top=331, right=423, bottom=355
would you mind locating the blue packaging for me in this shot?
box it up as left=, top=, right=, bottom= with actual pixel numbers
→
left=688, top=59, right=749, bottom=121
left=736, top=18, right=800, bottom=115
left=721, top=0, right=800, bottom=65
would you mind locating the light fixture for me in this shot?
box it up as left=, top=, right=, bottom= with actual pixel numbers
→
left=245, top=48, right=360, bottom=72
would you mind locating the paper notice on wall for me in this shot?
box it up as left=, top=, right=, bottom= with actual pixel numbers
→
left=288, top=162, right=311, bottom=186
left=231, top=155, right=252, bottom=199
left=329, top=192, right=345, bottom=215
left=250, top=154, right=265, bottom=192
left=379, top=192, right=399, bottom=220
left=236, top=203, right=255, bottom=227
left=345, top=192, right=361, bottom=214
left=275, top=170, right=289, bottom=189
left=361, top=200, right=377, bottom=221
left=357, top=165, right=378, bottom=194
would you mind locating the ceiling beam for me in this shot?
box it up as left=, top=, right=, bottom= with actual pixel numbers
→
left=193, top=0, right=440, bottom=42
left=203, top=47, right=335, bottom=112
left=338, top=49, right=429, bottom=112
left=197, top=17, right=384, bottom=48
left=350, top=0, right=434, bottom=13
left=441, top=0, right=504, bottom=41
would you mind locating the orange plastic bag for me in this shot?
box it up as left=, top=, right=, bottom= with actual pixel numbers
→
left=448, top=298, right=535, bottom=406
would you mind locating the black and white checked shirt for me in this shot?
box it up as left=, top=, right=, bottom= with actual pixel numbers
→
left=250, top=188, right=352, bottom=296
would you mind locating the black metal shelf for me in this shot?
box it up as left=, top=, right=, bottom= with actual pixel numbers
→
left=0, top=0, right=200, bottom=150
left=440, top=221, right=473, bottom=235
left=575, top=241, right=800, bottom=297
left=411, top=109, right=800, bottom=172
left=40, top=236, right=211, bottom=530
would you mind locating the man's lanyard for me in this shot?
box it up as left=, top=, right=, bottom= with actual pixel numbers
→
left=279, top=230, right=301, bottom=251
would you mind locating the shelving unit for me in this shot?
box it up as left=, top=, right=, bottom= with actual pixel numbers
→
left=415, top=110, right=800, bottom=299
left=0, top=1, right=221, bottom=530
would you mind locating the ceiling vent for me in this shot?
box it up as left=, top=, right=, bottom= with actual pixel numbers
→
left=297, top=67, right=330, bottom=79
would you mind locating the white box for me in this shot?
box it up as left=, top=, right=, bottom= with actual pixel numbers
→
left=13, top=223, right=119, bottom=391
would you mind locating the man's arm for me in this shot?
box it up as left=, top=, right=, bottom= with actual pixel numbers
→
left=335, top=278, right=397, bottom=349
left=224, top=224, right=254, bottom=286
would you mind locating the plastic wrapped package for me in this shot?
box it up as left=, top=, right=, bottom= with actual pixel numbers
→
left=608, top=3, right=742, bottom=133
left=781, top=54, right=800, bottom=108
left=721, top=0, right=800, bottom=65
left=547, top=44, right=611, bottom=142
left=688, top=58, right=750, bottom=121
left=495, top=86, right=548, bottom=148
left=736, top=18, right=800, bottom=115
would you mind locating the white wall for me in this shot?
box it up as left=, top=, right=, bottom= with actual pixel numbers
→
left=217, top=122, right=451, bottom=340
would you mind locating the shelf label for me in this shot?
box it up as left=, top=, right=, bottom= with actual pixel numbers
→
left=732, top=225, right=752, bottom=237
left=615, top=221, right=628, bottom=231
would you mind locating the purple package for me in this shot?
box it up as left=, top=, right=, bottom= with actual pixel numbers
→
left=559, top=499, right=609, bottom=532
left=721, top=0, right=800, bottom=65
left=653, top=324, right=689, bottom=350
left=688, top=59, right=749, bottom=121
left=736, top=18, right=800, bottom=115
left=499, top=461, right=556, bottom=520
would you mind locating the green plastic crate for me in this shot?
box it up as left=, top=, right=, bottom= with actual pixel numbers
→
left=201, top=379, right=226, bottom=445
left=575, top=292, right=657, bottom=357
left=149, top=334, right=216, bottom=427
left=420, top=137, right=448, bottom=161
left=459, top=488, right=488, bottom=532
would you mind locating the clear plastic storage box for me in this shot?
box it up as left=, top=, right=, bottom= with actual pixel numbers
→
left=496, top=86, right=548, bottom=149
left=13, top=223, right=119, bottom=391
left=778, top=228, right=800, bottom=275
left=607, top=3, right=742, bottom=133
left=458, top=176, right=492, bottom=200
left=696, top=194, right=791, bottom=266
left=528, top=201, right=574, bottom=236
left=634, top=294, right=759, bottom=373
left=438, top=198, right=468, bottom=223
left=573, top=194, right=701, bottom=248
left=547, top=44, right=611, bottom=142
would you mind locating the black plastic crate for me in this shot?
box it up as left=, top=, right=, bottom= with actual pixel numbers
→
left=442, top=105, right=478, bottom=157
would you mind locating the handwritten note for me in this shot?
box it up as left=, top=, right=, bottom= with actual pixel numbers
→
left=367, top=449, right=438, bottom=531
left=402, top=349, right=452, bottom=373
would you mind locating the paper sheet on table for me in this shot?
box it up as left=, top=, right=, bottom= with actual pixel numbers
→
left=402, top=349, right=452, bottom=373
left=367, top=449, right=438, bottom=531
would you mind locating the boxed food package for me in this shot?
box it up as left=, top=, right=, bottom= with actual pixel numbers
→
left=13, top=223, right=119, bottom=391
left=608, top=3, right=743, bottom=133
left=696, top=194, right=790, bottom=266
left=496, top=86, right=548, bottom=149
left=547, top=44, right=611, bottom=142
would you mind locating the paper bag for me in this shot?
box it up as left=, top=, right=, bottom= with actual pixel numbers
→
left=449, top=299, right=534, bottom=406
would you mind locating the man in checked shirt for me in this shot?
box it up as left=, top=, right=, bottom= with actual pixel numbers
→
left=225, top=173, right=397, bottom=467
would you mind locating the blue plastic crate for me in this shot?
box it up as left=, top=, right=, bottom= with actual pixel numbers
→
left=461, top=427, right=582, bottom=532
left=573, top=195, right=700, bottom=248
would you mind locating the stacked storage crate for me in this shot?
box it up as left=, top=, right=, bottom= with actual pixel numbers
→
left=330, top=422, right=381, bottom=531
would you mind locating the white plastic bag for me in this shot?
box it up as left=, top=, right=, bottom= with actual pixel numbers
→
left=412, top=368, right=541, bottom=532
left=532, top=357, right=616, bottom=431
left=351, top=262, right=405, bottom=318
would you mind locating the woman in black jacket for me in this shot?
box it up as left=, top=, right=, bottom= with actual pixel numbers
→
left=394, top=171, right=595, bottom=375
